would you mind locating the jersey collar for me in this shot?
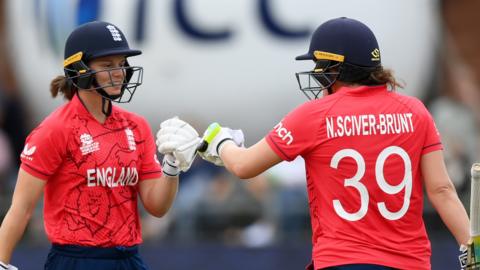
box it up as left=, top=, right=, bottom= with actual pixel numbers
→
left=336, top=84, right=388, bottom=96
left=71, top=93, right=119, bottom=121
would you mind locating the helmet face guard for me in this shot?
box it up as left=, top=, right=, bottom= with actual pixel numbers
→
left=295, top=59, right=341, bottom=100
left=64, top=55, right=143, bottom=103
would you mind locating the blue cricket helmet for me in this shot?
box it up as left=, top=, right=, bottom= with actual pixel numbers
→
left=295, top=17, right=382, bottom=100
left=64, top=21, right=141, bottom=63
left=63, top=21, right=143, bottom=106
left=296, top=17, right=381, bottom=67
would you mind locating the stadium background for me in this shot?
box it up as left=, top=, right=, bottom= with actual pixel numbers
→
left=0, top=0, right=479, bottom=269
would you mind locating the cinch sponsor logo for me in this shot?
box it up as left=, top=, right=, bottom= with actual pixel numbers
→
left=86, top=167, right=139, bottom=187
left=21, top=143, right=36, bottom=161
left=273, top=121, right=293, bottom=145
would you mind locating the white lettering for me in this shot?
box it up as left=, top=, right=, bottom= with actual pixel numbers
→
left=326, top=117, right=335, bottom=138
left=87, top=169, right=96, bottom=187
left=273, top=121, right=294, bottom=145
left=86, top=167, right=139, bottom=188
left=326, top=113, right=415, bottom=138
left=344, top=116, right=352, bottom=136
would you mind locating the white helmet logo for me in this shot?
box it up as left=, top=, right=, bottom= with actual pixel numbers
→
left=106, top=25, right=122, bottom=41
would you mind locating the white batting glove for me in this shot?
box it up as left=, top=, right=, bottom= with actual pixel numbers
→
left=156, top=117, right=202, bottom=172
left=0, top=261, right=18, bottom=270
left=198, top=122, right=245, bottom=166
left=459, top=241, right=480, bottom=270
left=161, top=153, right=180, bottom=177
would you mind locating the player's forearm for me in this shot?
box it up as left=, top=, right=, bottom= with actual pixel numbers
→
left=221, top=142, right=261, bottom=179
left=428, top=186, right=470, bottom=245
left=0, top=205, right=33, bottom=262
left=142, top=177, right=178, bottom=217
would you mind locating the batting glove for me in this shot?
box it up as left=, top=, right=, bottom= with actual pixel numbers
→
left=459, top=241, right=480, bottom=270
left=198, top=122, right=244, bottom=166
left=156, top=117, right=202, bottom=173
left=0, top=261, right=17, bottom=270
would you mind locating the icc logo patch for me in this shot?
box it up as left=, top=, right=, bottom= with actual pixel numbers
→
left=80, top=133, right=100, bottom=155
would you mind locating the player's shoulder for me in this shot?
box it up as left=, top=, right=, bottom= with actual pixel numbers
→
left=387, top=90, right=429, bottom=114
left=113, top=106, right=151, bottom=129
left=36, top=101, right=73, bottom=132
left=113, top=106, right=147, bottom=121
left=292, top=93, right=342, bottom=117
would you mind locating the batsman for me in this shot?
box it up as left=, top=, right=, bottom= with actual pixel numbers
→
left=157, top=17, right=471, bottom=270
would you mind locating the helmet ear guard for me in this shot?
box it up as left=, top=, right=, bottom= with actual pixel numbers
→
left=64, top=61, right=95, bottom=90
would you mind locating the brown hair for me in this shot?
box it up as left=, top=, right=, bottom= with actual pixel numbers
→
left=50, top=75, right=76, bottom=100
left=359, top=67, right=404, bottom=91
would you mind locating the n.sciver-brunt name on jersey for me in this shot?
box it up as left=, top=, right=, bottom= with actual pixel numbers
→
left=326, top=113, right=414, bottom=138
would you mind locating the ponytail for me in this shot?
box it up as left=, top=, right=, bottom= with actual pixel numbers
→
left=50, top=76, right=76, bottom=100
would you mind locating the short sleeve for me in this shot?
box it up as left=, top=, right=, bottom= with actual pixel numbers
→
left=137, top=118, right=162, bottom=180
left=422, top=108, right=443, bottom=155
left=20, top=124, right=65, bottom=180
left=266, top=103, right=319, bottom=161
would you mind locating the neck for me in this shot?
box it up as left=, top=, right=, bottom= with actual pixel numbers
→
left=331, top=81, right=362, bottom=93
left=77, top=90, right=109, bottom=123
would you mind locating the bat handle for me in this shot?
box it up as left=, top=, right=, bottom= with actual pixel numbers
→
left=196, top=123, right=221, bottom=153
left=197, top=141, right=208, bottom=153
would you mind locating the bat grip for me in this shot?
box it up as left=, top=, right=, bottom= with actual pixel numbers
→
left=197, top=141, right=208, bottom=153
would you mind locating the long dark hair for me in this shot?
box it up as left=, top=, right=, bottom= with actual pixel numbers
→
left=362, top=67, right=404, bottom=90
left=50, top=75, right=76, bottom=100
left=339, top=63, right=404, bottom=91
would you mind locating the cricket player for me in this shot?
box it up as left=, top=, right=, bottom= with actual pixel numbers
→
left=157, top=17, right=471, bottom=269
left=0, top=21, right=198, bottom=270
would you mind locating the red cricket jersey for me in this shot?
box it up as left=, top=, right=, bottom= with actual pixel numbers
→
left=20, top=94, right=162, bottom=247
left=266, top=85, right=441, bottom=270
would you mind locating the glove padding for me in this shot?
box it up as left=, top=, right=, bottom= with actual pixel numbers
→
left=198, top=122, right=245, bottom=166
left=459, top=240, right=480, bottom=270
left=156, top=117, right=202, bottom=172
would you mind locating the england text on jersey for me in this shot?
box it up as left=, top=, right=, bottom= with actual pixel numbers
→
left=86, top=167, right=139, bottom=187
left=326, top=113, right=414, bottom=139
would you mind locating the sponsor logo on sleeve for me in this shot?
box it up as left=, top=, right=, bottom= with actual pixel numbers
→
left=273, top=121, right=293, bottom=145
left=21, top=143, right=36, bottom=161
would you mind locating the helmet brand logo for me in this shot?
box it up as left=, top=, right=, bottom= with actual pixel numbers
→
left=106, top=25, right=123, bottom=41
left=371, top=48, right=380, bottom=61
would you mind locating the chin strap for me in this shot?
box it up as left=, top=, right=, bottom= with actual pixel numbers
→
left=326, top=87, right=333, bottom=95
left=101, top=97, right=112, bottom=116
left=92, top=80, right=118, bottom=117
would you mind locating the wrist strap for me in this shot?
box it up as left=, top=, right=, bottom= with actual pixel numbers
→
left=216, top=138, right=233, bottom=155
left=162, top=154, right=180, bottom=177
left=0, top=261, right=8, bottom=270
